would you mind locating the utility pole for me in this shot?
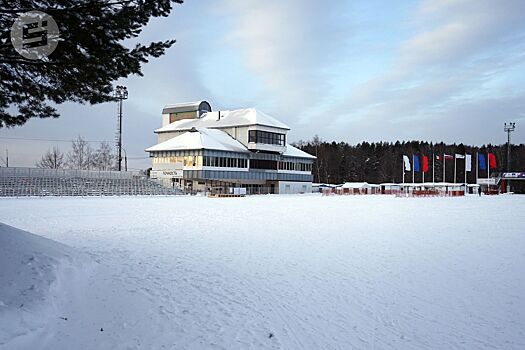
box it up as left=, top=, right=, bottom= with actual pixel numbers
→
left=114, top=85, right=128, bottom=171
left=504, top=122, right=516, bottom=193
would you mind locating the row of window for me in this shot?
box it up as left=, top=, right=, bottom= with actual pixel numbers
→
left=153, top=156, right=202, bottom=167
left=248, top=130, right=286, bottom=146
left=203, top=156, right=248, bottom=168
left=279, top=161, right=312, bottom=172
left=153, top=156, right=311, bottom=171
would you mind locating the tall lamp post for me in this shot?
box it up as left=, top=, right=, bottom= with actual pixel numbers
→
left=504, top=122, right=516, bottom=193
left=115, top=85, right=128, bottom=171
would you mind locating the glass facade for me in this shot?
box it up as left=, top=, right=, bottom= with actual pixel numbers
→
left=203, top=156, right=248, bottom=168
left=152, top=155, right=202, bottom=167
left=151, top=149, right=313, bottom=182
left=248, top=130, right=285, bottom=146
left=278, top=161, right=312, bottom=172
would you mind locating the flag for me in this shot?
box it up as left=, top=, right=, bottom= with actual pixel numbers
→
left=489, top=153, right=497, bottom=169
left=403, top=155, right=411, bottom=171
left=423, top=155, right=429, bottom=173
left=414, top=155, right=420, bottom=172
left=479, top=154, right=486, bottom=170
left=436, top=154, right=454, bottom=160
left=455, top=154, right=465, bottom=159
left=465, top=154, right=472, bottom=172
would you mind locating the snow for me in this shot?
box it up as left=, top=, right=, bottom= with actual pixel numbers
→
left=341, top=182, right=371, bottom=189
left=0, top=195, right=524, bottom=349
left=281, top=144, right=317, bottom=159
left=0, top=223, right=90, bottom=348
left=155, top=108, right=290, bottom=133
left=145, top=128, right=249, bottom=153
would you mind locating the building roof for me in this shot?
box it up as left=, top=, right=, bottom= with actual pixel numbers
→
left=162, top=101, right=211, bottom=115
left=341, top=182, right=371, bottom=189
left=282, top=144, right=317, bottom=159
left=155, top=108, right=290, bottom=133
left=145, top=128, right=249, bottom=153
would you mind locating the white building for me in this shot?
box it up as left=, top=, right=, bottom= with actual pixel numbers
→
left=145, top=101, right=315, bottom=194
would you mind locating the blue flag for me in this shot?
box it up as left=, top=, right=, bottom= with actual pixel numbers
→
left=479, top=154, right=486, bottom=170
left=413, top=155, right=420, bottom=172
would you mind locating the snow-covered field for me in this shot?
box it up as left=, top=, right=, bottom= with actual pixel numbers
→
left=1, top=195, right=524, bottom=349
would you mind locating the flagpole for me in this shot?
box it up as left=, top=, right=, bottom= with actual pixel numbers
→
left=432, top=153, right=435, bottom=184
left=464, top=153, right=467, bottom=185
left=476, top=151, right=479, bottom=185
left=423, top=157, right=425, bottom=184
left=443, top=153, right=446, bottom=183
left=487, top=152, right=490, bottom=181
left=402, top=156, right=405, bottom=184
left=412, top=154, right=415, bottom=184
left=454, top=153, right=458, bottom=183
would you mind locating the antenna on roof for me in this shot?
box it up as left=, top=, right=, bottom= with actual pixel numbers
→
left=189, top=127, right=198, bottom=132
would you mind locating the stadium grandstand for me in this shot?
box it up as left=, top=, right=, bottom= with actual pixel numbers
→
left=0, top=167, right=181, bottom=197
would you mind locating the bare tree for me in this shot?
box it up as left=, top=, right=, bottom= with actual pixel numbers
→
left=93, top=142, right=116, bottom=170
left=67, top=136, right=93, bottom=170
left=0, top=149, right=7, bottom=167
left=36, top=147, right=65, bottom=169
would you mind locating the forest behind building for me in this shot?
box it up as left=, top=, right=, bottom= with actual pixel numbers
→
left=295, top=136, right=525, bottom=193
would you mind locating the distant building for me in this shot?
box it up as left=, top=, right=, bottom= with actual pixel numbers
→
left=145, top=101, right=315, bottom=194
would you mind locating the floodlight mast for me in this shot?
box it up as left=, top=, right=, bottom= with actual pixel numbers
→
left=504, top=122, right=516, bottom=192
left=115, top=86, right=128, bottom=171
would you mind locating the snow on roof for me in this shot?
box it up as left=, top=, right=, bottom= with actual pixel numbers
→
left=341, top=182, right=371, bottom=189
left=282, top=144, right=316, bottom=159
left=380, top=182, right=466, bottom=187
left=145, top=128, right=249, bottom=153
left=163, top=101, right=202, bottom=109
left=155, top=108, right=290, bottom=133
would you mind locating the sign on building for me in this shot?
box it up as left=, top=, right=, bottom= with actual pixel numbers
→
left=150, top=170, right=183, bottom=179
left=477, top=178, right=496, bottom=185
left=501, top=172, right=525, bottom=179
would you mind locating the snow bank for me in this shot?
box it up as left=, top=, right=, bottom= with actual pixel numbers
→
left=0, top=223, right=87, bottom=348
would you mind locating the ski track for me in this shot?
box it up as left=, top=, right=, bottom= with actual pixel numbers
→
left=0, top=195, right=524, bottom=349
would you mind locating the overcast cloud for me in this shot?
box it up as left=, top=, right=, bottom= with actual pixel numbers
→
left=1, top=0, right=524, bottom=168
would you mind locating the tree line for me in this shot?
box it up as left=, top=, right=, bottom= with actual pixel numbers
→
left=294, top=136, right=525, bottom=192
left=36, top=136, right=116, bottom=171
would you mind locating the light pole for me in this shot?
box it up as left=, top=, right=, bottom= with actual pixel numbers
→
left=114, top=86, right=128, bottom=171
left=504, top=122, right=516, bottom=193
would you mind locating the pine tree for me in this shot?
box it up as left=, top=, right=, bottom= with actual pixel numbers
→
left=0, top=0, right=183, bottom=127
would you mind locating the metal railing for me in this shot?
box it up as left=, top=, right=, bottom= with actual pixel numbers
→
left=0, top=167, right=144, bottom=179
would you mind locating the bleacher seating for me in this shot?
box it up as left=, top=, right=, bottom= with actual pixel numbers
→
left=0, top=176, right=182, bottom=197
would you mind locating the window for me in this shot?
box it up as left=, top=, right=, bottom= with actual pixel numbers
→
left=248, top=130, right=286, bottom=146
left=250, top=159, right=278, bottom=170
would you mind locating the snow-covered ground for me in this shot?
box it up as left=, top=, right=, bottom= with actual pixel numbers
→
left=0, top=195, right=524, bottom=349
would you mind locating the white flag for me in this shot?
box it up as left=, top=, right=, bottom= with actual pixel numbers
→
left=403, top=155, right=411, bottom=171
left=465, top=154, right=472, bottom=172
left=455, top=153, right=465, bottom=159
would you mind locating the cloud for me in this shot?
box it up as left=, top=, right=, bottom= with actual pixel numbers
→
left=325, top=0, right=525, bottom=145
left=215, top=0, right=350, bottom=119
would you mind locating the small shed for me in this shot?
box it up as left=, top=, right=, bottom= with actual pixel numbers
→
left=337, top=182, right=374, bottom=195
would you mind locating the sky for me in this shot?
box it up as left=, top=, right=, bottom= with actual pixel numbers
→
left=1, top=0, right=525, bottom=169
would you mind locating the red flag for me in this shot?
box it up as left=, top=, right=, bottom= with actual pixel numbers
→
left=489, top=153, right=497, bottom=169
left=422, top=155, right=429, bottom=173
